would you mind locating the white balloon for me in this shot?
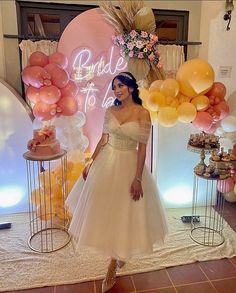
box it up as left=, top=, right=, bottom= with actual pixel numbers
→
left=225, top=132, right=236, bottom=143
left=221, top=115, right=236, bottom=132
left=214, top=127, right=225, bottom=137
left=219, top=137, right=233, bottom=150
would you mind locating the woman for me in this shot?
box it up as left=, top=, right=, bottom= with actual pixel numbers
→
left=65, top=72, right=168, bottom=292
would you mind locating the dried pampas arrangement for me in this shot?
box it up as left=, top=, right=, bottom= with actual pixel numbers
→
left=99, top=0, right=165, bottom=84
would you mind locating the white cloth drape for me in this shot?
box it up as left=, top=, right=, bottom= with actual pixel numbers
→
left=19, top=40, right=58, bottom=69
left=158, top=45, right=185, bottom=79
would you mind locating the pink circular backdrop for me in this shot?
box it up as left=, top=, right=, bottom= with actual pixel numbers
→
left=58, top=8, right=127, bottom=151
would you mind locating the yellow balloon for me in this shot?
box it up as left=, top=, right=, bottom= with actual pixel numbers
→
left=31, top=188, right=42, bottom=206
left=146, top=91, right=166, bottom=111
left=160, top=79, right=180, bottom=98
left=149, top=80, right=163, bottom=91
left=157, top=107, right=178, bottom=127
left=176, top=59, right=215, bottom=97
left=139, top=87, right=149, bottom=102
left=37, top=199, right=52, bottom=221
left=177, top=102, right=197, bottom=123
left=178, top=94, right=191, bottom=104
left=165, top=96, right=174, bottom=106
left=170, top=98, right=180, bottom=108
left=191, top=95, right=209, bottom=111
left=149, top=111, right=158, bottom=123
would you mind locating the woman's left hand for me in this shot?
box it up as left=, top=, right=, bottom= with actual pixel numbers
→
left=130, top=179, right=143, bottom=201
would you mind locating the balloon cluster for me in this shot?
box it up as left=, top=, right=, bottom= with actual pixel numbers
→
left=22, top=51, right=79, bottom=121
left=140, top=58, right=229, bottom=130
left=31, top=155, right=85, bottom=221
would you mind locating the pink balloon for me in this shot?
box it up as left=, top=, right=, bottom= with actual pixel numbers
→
left=44, top=63, right=58, bottom=76
left=22, top=66, right=46, bottom=88
left=214, top=101, right=229, bottom=120
left=26, top=86, right=40, bottom=103
left=57, top=96, right=78, bottom=116
left=206, top=82, right=226, bottom=100
left=192, top=112, right=214, bottom=131
left=29, top=51, right=48, bottom=67
left=217, top=177, right=234, bottom=193
left=60, top=80, right=78, bottom=97
left=49, top=52, right=68, bottom=69
left=33, top=102, right=57, bottom=121
left=39, top=85, right=61, bottom=104
left=50, top=66, right=69, bottom=89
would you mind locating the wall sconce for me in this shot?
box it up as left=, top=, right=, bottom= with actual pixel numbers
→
left=224, top=0, right=234, bottom=30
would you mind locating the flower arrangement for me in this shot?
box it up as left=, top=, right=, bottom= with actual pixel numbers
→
left=112, top=30, right=161, bottom=68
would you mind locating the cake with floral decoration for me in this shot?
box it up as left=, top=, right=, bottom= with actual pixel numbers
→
left=27, top=125, right=61, bottom=158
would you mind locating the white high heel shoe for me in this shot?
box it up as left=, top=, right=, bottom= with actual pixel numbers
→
left=102, top=259, right=117, bottom=293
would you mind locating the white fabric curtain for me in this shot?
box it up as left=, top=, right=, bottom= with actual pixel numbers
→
left=19, top=40, right=58, bottom=69
left=158, top=45, right=185, bottom=79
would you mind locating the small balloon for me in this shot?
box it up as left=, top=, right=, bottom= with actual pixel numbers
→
left=29, top=51, right=48, bottom=67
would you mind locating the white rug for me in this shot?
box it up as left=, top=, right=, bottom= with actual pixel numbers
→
left=1, top=208, right=236, bottom=292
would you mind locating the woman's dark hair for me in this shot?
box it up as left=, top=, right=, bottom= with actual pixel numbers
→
left=111, top=72, right=142, bottom=106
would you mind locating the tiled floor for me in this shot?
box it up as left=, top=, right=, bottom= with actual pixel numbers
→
left=5, top=201, right=236, bottom=293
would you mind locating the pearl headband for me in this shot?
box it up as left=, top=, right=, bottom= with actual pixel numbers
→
left=118, top=73, right=133, bottom=80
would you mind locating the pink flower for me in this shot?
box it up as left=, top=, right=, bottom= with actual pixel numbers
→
left=117, top=34, right=124, bottom=42
left=141, top=31, right=148, bottom=38
left=150, top=34, right=158, bottom=43
left=148, top=52, right=155, bottom=61
left=129, top=30, right=137, bottom=38
left=135, top=40, right=144, bottom=49
left=127, top=42, right=134, bottom=50
left=146, top=44, right=153, bottom=50
left=157, top=62, right=163, bottom=69
left=138, top=52, right=144, bottom=59
left=128, top=51, right=134, bottom=57
left=120, top=49, right=125, bottom=57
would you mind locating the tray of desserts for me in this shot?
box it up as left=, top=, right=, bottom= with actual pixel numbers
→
left=209, top=148, right=236, bottom=169
left=187, top=133, right=220, bottom=154
left=194, top=164, right=230, bottom=180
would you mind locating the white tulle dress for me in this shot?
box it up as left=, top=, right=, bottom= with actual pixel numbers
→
left=65, top=110, right=168, bottom=260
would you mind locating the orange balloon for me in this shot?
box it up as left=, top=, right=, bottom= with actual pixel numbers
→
left=146, top=91, right=166, bottom=111
left=149, top=80, right=163, bottom=91
left=176, top=59, right=215, bottom=97
left=191, top=95, right=210, bottom=111
left=139, top=87, right=149, bottom=102
left=178, top=94, right=191, bottom=104
left=160, top=79, right=180, bottom=97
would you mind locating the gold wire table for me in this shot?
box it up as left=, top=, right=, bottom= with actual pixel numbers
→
left=23, top=150, right=71, bottom=253
left=191, top=173, right=228, bottom=247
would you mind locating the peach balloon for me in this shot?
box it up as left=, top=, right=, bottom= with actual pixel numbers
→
left=49, top=52, right=68, bottom=69
left=191, top=95, right=210, bottom=111
left=224, top=191, right=236, bottom=203
left=22, top=66, right=45, bottom=88
left=206, top=82, right=226, bottom=99
left=177, top=102, right=197, bottom=123
left=146, top=91, right=166, bottom=111
left=192, top=112, right=213, bottom=131
left=33, top=101, right=57, bottom=121
left=29, top=51, right=48, bottom=67
left=176, top=58, right=215, bottom=97
left=39, top=85, right=61, bottom=104
left=57, top=96, right=78, bottom=116
left=160, top=79, right=180, bottom=98
left=139, top=87, right=149, bottom=102
left=149, top=80, right=163, bottom=91
left=26, top=86, right=41, bottom=103
left=214, top=101, right=229, bottom=120
left=51, top=66, right=69, bottom=89
left=157, top=106, right=178, bottom=127
left=60, top=80, right=78, bottom=97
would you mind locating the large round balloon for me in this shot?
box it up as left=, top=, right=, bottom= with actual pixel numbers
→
left=176, top=59, right=215, bottom=98
left=29, top=51, right=48, bottom=67
left=146, top=91, right=166, bottom=112
left=177, top=102, right=197, bottom=123
left=192, top=111, right=213, bottom=131
left=157, top=107, right=178, bottom=127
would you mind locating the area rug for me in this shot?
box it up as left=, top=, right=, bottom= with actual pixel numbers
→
left=1, top=208, right=236, bottom=292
